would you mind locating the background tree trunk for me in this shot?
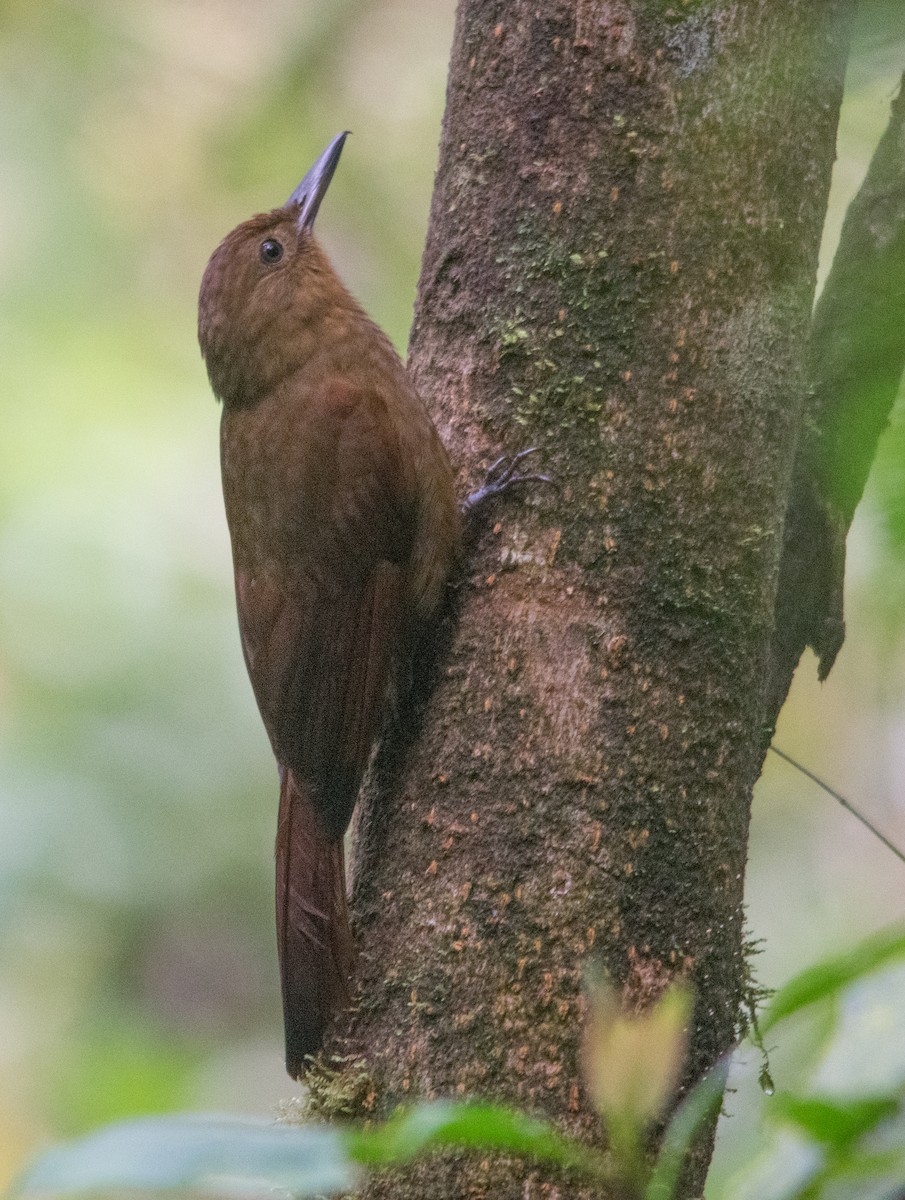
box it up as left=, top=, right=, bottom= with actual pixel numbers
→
left=325, top=3, right=855, bottom=1196
left=767, top=73, right=905, bottom=725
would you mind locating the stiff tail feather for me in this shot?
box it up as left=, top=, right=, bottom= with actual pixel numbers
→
left=276, top=767, right=353, bottom=1078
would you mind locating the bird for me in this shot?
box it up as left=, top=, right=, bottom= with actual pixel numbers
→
left=197, top=133, right=461, bottom=1077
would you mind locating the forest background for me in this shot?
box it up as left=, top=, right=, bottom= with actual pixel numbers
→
left=1, top=2, right=904, bottom=1196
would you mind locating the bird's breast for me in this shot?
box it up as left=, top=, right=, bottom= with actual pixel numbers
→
left=220, top=386, right=333, bottom=576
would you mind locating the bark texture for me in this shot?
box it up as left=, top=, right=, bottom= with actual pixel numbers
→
left=323, top=3, right=854, bottom=1196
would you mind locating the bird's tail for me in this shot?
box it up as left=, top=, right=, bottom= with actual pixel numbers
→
left=275, top=767, right=352, bottom=1078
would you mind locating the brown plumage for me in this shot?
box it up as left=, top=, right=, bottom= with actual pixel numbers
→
left=198, top=134, right=459, bottom=1077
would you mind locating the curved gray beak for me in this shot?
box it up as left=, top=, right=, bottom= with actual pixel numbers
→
left=286, top=131, right=349, bottom=231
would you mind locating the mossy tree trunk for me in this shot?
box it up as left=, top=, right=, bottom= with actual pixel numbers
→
left=326, top=2, right=856, bottom=1196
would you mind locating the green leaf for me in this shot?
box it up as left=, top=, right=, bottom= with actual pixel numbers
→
left=349, top=1101, right=610, bottom=1180
left=769, top=1093, right=898, bottom=1149
left=645, top=1057, right=730, bottom=1200
left=584, top=980, right=691, bottom=1125
left=817, top=1144, right=905, bottom=1188
left=15, top=1104, right=616, bottom=1199
left=760, top=926, right=905, bottom=1033
left=12, top=1115, right=357, bottom=1198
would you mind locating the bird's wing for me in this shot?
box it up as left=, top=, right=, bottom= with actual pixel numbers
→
left=233, top=381, right=415, bottom=838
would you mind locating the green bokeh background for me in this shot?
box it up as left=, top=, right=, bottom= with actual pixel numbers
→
left=0, top=3, right=903, bottom=1195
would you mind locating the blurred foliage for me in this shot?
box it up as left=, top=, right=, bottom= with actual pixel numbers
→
left=758, top=926, right=905, bottom=1035
left=1, top=2, right=905, bottom=1199
left=13, top=978, right=723, bottom=1200
left=15, top=930, right=905, bottom=1200
left=727, top=930, right=905, bottom=1199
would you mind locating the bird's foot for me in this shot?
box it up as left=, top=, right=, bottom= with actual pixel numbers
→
left=460, top=448, right=555, bottom=517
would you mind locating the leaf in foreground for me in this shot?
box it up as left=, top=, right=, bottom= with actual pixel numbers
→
left=13, top=1103, right=613, bottom=1199
left=769, top=1092, right=898, bottom=1149
left=350, top=1101, right=610, bottom=1179
left=12, top=1115, right=357, bottom=1198
left=760, top=925, right=905, bottom=1034
left=645, top=1057, right=730, bottom=1200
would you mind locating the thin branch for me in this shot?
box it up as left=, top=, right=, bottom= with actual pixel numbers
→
left=769, top=745, right=905, bottom=867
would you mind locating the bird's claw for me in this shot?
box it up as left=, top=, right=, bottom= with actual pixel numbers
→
left=461, top=448, right=556, bottom=517
left=483, top=447, right=540, bottom=487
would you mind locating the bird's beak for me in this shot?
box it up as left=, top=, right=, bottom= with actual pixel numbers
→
left=286, top=131, right=349, bottom=231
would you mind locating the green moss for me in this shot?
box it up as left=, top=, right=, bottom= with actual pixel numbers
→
left=655, top=0, right=710, bottom=21
left=739, top=930, right=773, bottom=1091
left=296, top=1055, right=377, bottom=1122
left=485, top=207, right=668, bottom=446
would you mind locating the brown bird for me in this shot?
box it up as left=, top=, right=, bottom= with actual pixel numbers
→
left=198, top=133, right=460, bottom=1077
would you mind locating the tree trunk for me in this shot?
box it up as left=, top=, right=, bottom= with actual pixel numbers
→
left=324, top=3, right=855, bottom=1196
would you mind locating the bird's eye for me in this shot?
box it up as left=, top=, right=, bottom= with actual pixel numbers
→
left=260, top=238, right=284, bottom=264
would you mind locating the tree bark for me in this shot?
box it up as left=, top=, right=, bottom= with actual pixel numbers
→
left=323, top=3, right=855, bottom=1197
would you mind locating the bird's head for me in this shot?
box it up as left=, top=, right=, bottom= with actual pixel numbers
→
left=198, top=132, right=352, bottom=406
